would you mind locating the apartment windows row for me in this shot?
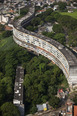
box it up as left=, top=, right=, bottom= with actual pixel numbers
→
left=14, top=30, right=69, bottom=74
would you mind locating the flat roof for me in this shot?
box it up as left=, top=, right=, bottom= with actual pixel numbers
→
left=13, top=3, right=77, bottom=67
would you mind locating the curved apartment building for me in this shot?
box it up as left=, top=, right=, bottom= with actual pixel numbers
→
left=13, top=4, right=77, bottom=87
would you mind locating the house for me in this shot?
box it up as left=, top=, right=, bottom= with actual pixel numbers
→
left=5, top=25, right=13, bottom=30
left=0, top=14, right=9, bottom=23
left=53, top=5, right=58, bottom=11
left=68, top=9, right=73, bottom=13
left=66, top=99, right=74, bottom=116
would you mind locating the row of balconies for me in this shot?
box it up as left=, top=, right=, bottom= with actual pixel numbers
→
left=13, top=35, right=69, bottom=79
left=13, top=28, right=69, bottom=72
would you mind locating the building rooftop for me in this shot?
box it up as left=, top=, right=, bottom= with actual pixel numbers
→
left=13, top=3, right=77, bottom=67
left=74, top=105, right=77, bottom=116
left=5, top=25, right=13, bottom=30
left=13, top=66, right=24, bottom=105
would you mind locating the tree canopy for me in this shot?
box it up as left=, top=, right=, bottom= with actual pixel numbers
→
left=53, top=24, right=64, bottom=33
left=24, top=55, right=68, bottom=113
left=1, top=102, right=20, bottom=116
left=58, top=2, right=67, bottom=11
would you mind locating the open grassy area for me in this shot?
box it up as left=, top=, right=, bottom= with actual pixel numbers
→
left=60, top=10, right=77, bottom=19
left=0, top=36, right=18, bottom=51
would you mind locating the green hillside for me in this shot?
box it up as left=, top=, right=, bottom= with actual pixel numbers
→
left=60, top=10, right=77, bottom=19
left=0, top=36, right=18, bottom=51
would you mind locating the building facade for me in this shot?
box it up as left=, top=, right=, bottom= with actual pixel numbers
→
left=13, top=3, right=77, bottom=88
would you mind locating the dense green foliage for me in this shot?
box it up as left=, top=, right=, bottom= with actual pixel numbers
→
left=42, top=31, right=65, bottom=45
left=2, top=31, right=12, bottom=38
left=1, top=102, right=20, bottom=116
left=24, top=56, right=68, bottom=113
left=73, top=94, right=77, bottom=105
left=25, top=7, right=77, bottom=47
left=53, top=24, right=64, bottom=33
left=0, top=35, right=68, bottom=114
left=49, top=96, right=60, bottom=108
left=58, top=2, right=67, bottom=11
left=42, top=31, right=55, bottom=38
left=0, top=6, right=72, bottom=114
left=54, top=33, right=65, bottom=44
left=0, top=24, right=5, bottom=32
left=0, top=35, right=33, bottom=115
left=60, top=10, right=77, bottom=19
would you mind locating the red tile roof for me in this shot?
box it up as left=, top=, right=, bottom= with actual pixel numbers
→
left=74, top=105, right=77, bottom=116
left=5, top=25, right=13, bottom=30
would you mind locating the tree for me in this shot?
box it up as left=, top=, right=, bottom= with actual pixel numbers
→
left=30, top=105, right=37, bottom=114
left=53, top=24, right=64, bottom=33
left=39, top=63, right=46, bottom=73
left=2, top=31, right=12, bottom=38
left=58, top=2, right=67, bottom=11
left=1, top=76, right=13, bottom=95
left=58, top=15, right=77, bottom=31
left=20, top=7, right=28, bottom=16
left=0, top=82, right=6, bottom=106
left=31, top=17, right=41, bottom=26
left=51, top=12, right=61, bottom=21
left=54, top=33, right=65, bottom=44
left=68, top=31, right=77, bottom=47
left=0, top=24, right=5, bottom=32
left=45, top=16, right=55, bottom=23
left=48, top=86, right=57, bottom=96
left=26, top=25, right=38, bottom=32
left=44, top=8, right=53, bottom=16
left=40, top=21, right=44, bottom=26
left=49, top=96, right=60, bottom=108
left=73, top=94, right=77, bottom=105
left=1, top=102, right=20, bottom=116
left=42, top=31, right=54, bottom=38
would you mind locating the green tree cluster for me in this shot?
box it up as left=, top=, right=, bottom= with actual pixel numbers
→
left=53, top=24, right=64, bottom=33
left=58, top=2, right=67, bottom=11
left=0, top=24, right=5, bottom=32
left=2, top=31, right=12, bottom=38
left=54, top=33, right=65, bottom=44
left=25, top=8, right=55, bottom=32
left=49, top=96, right=60, bottom=108
left=27, top=7, right=77, bottom=46
left=24, top=55, right=68, bottom=113
left=0, top=35, right=34, bottom=115
left=42, top=31, right=65, bottom=45
left=1, top=102, right=20, bottom=116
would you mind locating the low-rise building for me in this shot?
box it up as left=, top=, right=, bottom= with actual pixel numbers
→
left=0, top=14, right=9, bottom=23
left=66, top=99, right=74, bottom=116
left=36, top=103, right=48, bottom=112
left=13, top=66, right=24, bottom=116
